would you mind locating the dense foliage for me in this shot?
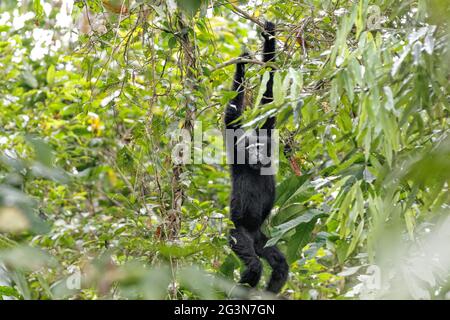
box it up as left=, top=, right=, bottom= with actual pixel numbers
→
left=0, top=0, right=449, bottom=300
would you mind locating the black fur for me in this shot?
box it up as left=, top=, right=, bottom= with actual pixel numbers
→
left=224, top=21, right=288, bottom=294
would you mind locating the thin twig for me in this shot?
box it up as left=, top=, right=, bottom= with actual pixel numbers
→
left=229, top=2, right=264, bottom=28
left=211, top=57, right=268, bottom=72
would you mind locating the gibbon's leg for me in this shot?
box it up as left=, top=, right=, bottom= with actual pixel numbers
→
left=229, top=227, right=263, bottom=287
left=261, top=21, right=276, bottom=130
left=254, top=230, right=289, bottom=293
left=225, top=53, right=249, bottom=130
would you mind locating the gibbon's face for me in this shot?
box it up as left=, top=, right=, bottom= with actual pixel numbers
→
left=241, top=131, right=272, bottom=170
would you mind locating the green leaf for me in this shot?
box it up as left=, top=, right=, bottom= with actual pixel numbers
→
left=219, top=254, right=240, bottom=278
left=117, top=147, right=135, bottom=171
left=33, top=0, right=44, bottom=19
left=254, top=71, right=270, bottom=108
left=221, top=90, right=238, bottom=105
left=27, top=137, right=54, bottom=167
left=46, top=65, right=56, bottom=85
left=273, top=72, right=284, bottom=106
left=286, top=222, right=315, bottom=263
left=275, top=174, right=310, bottom=207
left=21, top=69, right=38, bottom=89
left=346, top=220, right=364, bottom=258
left=168, top=36, right=177, bottom=49
left=342, top=70, right=354, bottom=102
left=157, top=243, right=210, bottom=258
left=0, top=286, right=21, bottom=299
left=272, top=203, right=306, bottom=226
left=0, top=246, right=58, bottom=272
left=267, top=209, right=326, bottom=247
left=177, top=0, right=202, bottom=16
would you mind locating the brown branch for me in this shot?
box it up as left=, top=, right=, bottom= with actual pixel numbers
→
left=228, top=2, right=264, bottom=28
left=164, top=13, right=199, bottom=240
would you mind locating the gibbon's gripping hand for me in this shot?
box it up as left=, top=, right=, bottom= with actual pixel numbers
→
left=262, top=21, right=275, bottom=40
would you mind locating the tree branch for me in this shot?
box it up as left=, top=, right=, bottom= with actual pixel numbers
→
left=211, top=57, right=266, bottom=72
left=212, top=58, right=277, bottom=71
left=229, top=3, right=264, bottom=28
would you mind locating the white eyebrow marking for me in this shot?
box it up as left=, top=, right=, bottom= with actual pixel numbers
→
left=246, top=143, right=264, bottom=149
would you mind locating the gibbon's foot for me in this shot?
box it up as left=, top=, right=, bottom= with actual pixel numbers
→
left=253, top=230, right=289, bottom=294
left=239, top=258, right=263, bottom=287
left=229, top=228, right=263, bottom=287
left=263, top=246, right=289, bottom=293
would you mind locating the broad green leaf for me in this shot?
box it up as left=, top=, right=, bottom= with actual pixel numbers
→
left=266, top=209, right=326, bottom=247
left=33, top=0, right=44, bottom=18
left=176, top=0, right=202, bottom=16
left=275, top=174, right=310, bottom=207
left=46, top=65, right=56, bottom=86
left=273, top=72, right=284, bottom=106
left=286, top=221, right=315, bottom=263
left=0, top=286, right=21, bottom=299
left=254, top=70, right=270, bottom=108
left=346, top=220, right=364, bottom=258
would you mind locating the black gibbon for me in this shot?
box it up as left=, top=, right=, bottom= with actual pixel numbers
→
left=224, top=21, right=288, bottom=294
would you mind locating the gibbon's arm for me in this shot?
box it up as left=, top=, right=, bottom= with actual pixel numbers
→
left=225, top=53, right=249, bottom=129
left=261, top=21, right=276, bottom=130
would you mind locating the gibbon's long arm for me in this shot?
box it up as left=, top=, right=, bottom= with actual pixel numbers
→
left=261, top=21, right=276, bottom=130
left=225, top=53, right=249, bottom=129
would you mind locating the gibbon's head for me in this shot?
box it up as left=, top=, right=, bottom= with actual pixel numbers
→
left=262, top=21, right=276, bottom=40
left=236, top=129, right=273, bottom=170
